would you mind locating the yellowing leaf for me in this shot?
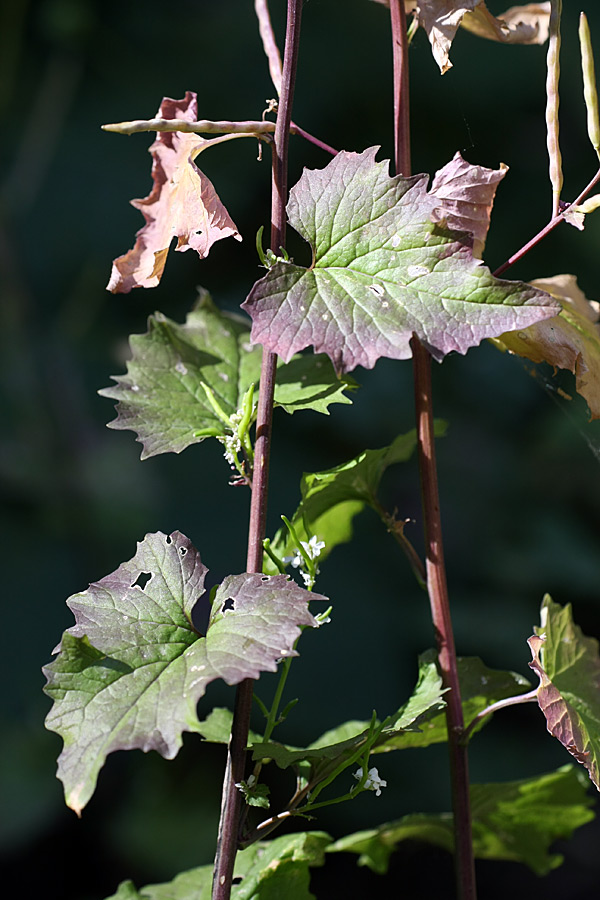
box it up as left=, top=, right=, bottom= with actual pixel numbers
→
left=107, top=92, right=241, bottom=294
left=492, top=274, right=600, bottom=419
left=373, top=2, right=550, bottom=74
left=430, top=152, right=508, bottom=257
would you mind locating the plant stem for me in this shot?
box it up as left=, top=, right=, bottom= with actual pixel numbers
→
left=389, top=4, right=477, bottom=898
left=493, top=165, right=600, bottom=276
left=461, top=689, right=539, bottom=744
left=211, top=2, right=303, bottom=897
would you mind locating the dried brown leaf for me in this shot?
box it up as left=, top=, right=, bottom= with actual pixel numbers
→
left=430, top=151, right=508, bottom=256
left=492, top=274, right=600, bottom=419
left=373, top=2, right=549, bottom=74
left=107, top=92, right=241, bottom=294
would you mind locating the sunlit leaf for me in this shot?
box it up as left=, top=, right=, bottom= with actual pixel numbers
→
left=107, top=92, right=241, bottom=293
left=265, top=424, right=446, bottom=575
left=100, top=292, right=355, bottom=459
left=430, top=152, right=508, bottom=257
left=373, top=2, right=550, bottom=74
left=328, top=765, right=594, bottom=875
left=242, top=148, right=559, bottom=374
left=492, top=275, right=600, bottom=419
left=529, top=595, right=600, bottom=790
left=374, top=656, right=531, bottom=751
left=43, top=531, right=322, bottom=814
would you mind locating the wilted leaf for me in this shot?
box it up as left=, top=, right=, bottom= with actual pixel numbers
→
left=100, top=292, right=355, bottom=459
left=430, top=152, right=508, bottom=257
left=328, top=765, right=594, bottom=875
left=374, top=655, right=531, bottom=752
left=529, top=595, right=600, bottom=790
left=105, top=833, right=331, bottom=900
left=242, top=148, right=559, bottom=374
left=265, top=425, right=445, bottom=574
left=43, top=531, right=322, bottom=814
left=492, top=275, right=600, bottom=419
left=107, top=92, right=241, bottom=294
left=374, top=2, right=549, bottom=73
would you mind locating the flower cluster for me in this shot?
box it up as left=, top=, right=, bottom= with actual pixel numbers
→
left=283, top=535, right=325, bottom=588
left=353, top=766, right=387, bottom=797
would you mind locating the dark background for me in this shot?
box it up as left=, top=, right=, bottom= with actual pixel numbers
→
left=2, top=1, right=600, bottom=897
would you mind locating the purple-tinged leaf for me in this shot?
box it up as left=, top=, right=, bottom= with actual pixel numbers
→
left=43, top=531, right=322, bottom=814
left=529, top=595, right=600, bottom=791
left=242, top=148, right=560, bottom=374
left=430, top=152, right=507, bottom=257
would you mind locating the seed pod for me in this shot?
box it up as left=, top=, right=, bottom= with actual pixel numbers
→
left=579, top=12, right=600, bottom=161
left=546, top=0, right=563, bottom=218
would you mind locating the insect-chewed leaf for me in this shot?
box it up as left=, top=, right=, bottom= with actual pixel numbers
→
left=43, top=531, right=323, bottom=814
left=242, top=147, right=559, bottom=374
left=529, top=595, right=600, bottom=791
left=107, top=92, right=241, bottom=294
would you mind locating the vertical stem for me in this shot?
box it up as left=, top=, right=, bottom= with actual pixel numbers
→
left=389, top=4, right=476, bottom=898
left=211, top=2, right=303, bottom=898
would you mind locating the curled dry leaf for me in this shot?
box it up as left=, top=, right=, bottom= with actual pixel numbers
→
left=372, top=2, right=550, bottom=74
left=430, top=151, right=508, bottom=257
left=107, top=92, right=241, bottom=294
left=492, top=274, right=600, bottom=419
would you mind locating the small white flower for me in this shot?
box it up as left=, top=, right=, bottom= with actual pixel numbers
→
left=283, top=536, right=325, bottom=569
left=354, top=766, right=387, bottom=797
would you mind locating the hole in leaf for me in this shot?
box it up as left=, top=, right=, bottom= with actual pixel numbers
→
left=261, top=574, right=270, bottom=582
left=133, top=572, right=152, bottom=590
left=223, top=597, right=235, bottom=612
left=232, top=878, right=242, bottom=886
left=179, top=546, right=187, bottom=556
left=166, top=534, right=172, bottom=544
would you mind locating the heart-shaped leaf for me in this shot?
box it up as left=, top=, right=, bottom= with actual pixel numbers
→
left=242, top=148, right=560, bottom=374
left=43, top=531, right=322, bottom=814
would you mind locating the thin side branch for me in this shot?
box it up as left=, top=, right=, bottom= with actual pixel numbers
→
left=461, top=689, right=539, bottom=745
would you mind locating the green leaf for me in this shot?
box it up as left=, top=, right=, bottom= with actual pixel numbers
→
left=374, top=656, right=531, bottom=751
left=328, top=766, right=594, bottom=876
left=529, top=595, right=600, bottom=790
left=241, top=147, right=560, bottom=374
left=195, top=707, right=263, bottom=746
left=99, top=292, right=354, bottom=459
left=43, top=531, right=322, bottom=814
left=266, top=425, right=446, bottom=574
left=104, top=833, right=331, bottom=900
left=250, top=651, right=448, bottom=772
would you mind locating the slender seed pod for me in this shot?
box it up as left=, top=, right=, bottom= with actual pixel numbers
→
left=546, top=0, right=563, bottom=218
left=579, top=12, right=600, bottom=162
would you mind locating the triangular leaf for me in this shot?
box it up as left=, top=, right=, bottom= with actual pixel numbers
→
left=107, top=92, right=241, bottom=294
left=328, top=765, right=594, bottom=876
left=242, top=148, right=559, bottom=374
left=100, top=292, right=355, bottom=459
left=492, top=275, right=600, bottom=419
left=104, top=833, right=331, bottom=900
left=529, top=595, right=600, bottom=790
left=266, top=425, right=446, bottom=574
left=373, top=656, right=531, bottom=752
left=250, top=651, right=448, bottom=772
left=43, top=531, right=322, bottom=814
left=430, top=152, right=508, bottom=257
